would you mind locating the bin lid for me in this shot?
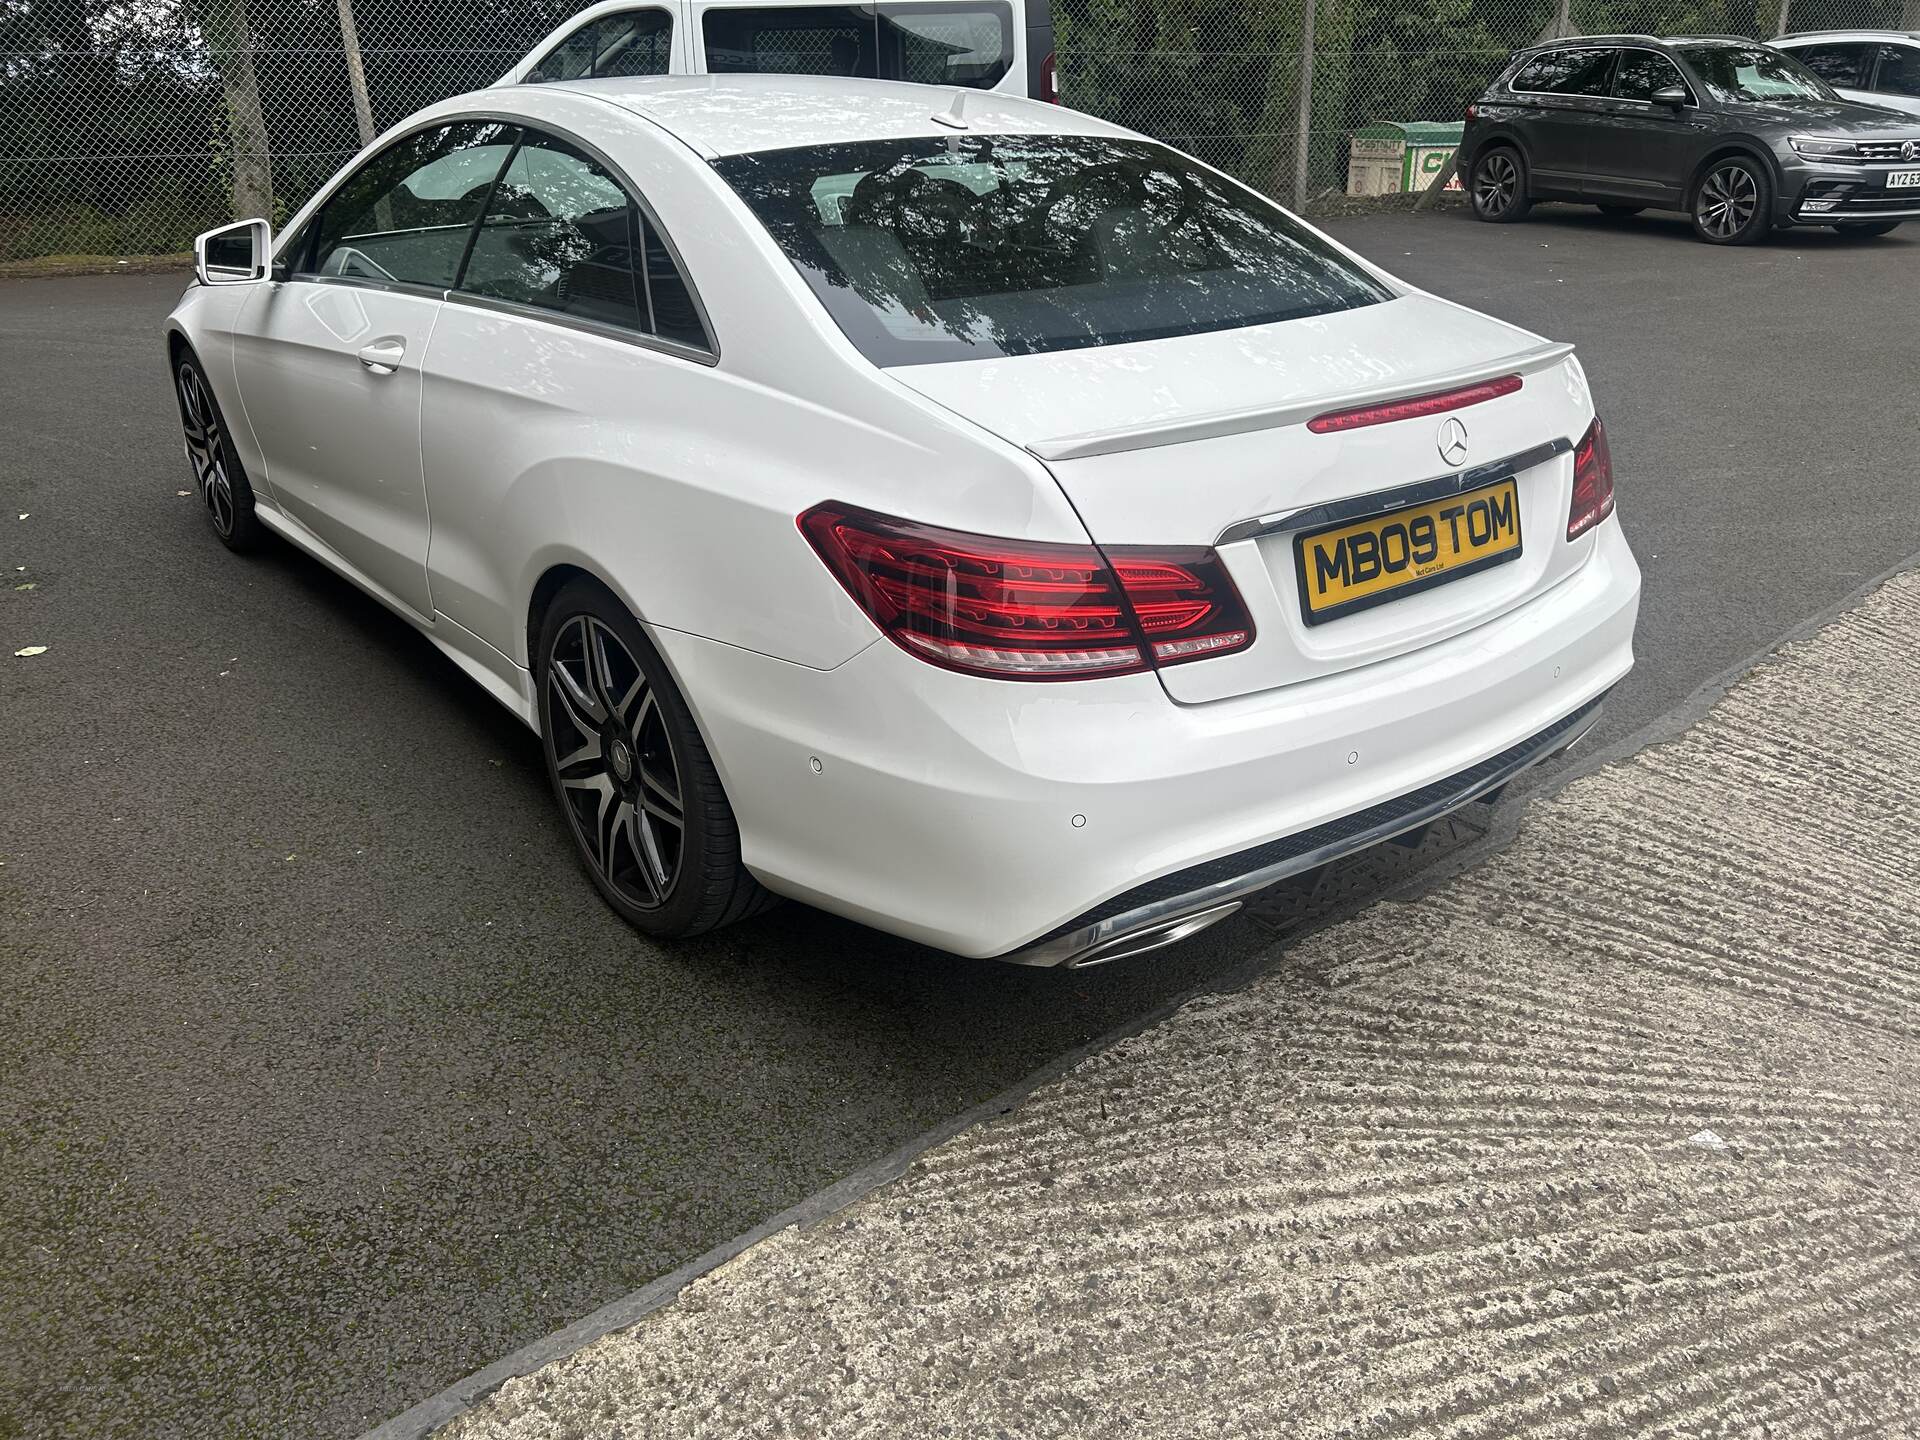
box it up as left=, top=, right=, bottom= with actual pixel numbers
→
left=1351, top=120, right=1464, bottom=145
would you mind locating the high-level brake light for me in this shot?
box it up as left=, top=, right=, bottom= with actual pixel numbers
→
left=799, top=504, right=1253, bottom=680
left=1306, top=374, right=1523, bottom=435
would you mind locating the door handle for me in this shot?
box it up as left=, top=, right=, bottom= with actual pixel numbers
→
left=357, top=339, right=406, bottom=375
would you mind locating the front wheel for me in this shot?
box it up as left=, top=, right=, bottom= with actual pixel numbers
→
left=174, top=351, right=266, bottom=551
left=1691, top=158, right=1771, bottom=245
left=537, top=578, right=773, bottom=940
left=1470, top=148, right=1532, bottom=223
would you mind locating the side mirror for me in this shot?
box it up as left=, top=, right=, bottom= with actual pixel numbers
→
left=194, top=218, right=272, bottom=286
left=1650, top=85, right=1690, bottom=109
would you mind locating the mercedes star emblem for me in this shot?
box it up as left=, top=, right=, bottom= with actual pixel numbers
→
left=1438, top=416, right=1470, bottom=468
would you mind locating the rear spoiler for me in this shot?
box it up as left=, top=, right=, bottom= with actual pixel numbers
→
left=1027, top=340, right=1576, bottom=463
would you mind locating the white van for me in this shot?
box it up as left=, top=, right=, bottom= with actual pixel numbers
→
left=499, top=0, right=1059, bottom=104
left=1773, top=31, right=1920, bottom=118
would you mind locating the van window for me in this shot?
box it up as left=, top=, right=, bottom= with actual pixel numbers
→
left=702, top=3, right=1013, bottom=89
left=715, top=134, right=1390, bottom=366
left=528, top=8, right=673, bottom=82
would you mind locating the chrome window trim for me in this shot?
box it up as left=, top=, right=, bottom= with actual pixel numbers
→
left=280, top=107, right=721, bottom=361
left=1214, top=436, right=1573, bottom=548
left=440, top=289, right=722, bottom=366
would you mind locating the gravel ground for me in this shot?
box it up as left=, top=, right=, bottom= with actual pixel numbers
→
left=440, top=568, right=1920, bottom=1440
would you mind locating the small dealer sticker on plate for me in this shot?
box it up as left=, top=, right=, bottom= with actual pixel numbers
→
left=1296, top=477, right=1522, bottom=624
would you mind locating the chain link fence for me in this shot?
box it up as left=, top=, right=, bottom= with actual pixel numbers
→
left=1, top=0, right=1911, bottom=261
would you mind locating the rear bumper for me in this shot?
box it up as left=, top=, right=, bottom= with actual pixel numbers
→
left=654, top=519, right=1640, bottom=961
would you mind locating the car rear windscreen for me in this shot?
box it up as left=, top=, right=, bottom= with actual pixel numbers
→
left=703, top=4, right=1013, bottom=89
left=713, top=135, right=1392, bottom=366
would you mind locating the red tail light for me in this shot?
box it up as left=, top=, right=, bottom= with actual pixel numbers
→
left=1567, top=417, right=1615, bottom=540
left=799, top=504, right=1253, bottom=680
left=1306, top=374, right=1522, bottom=435
left=1040, top=50, right=1060, bottom=103
left=1465, top=102, right=1480, bottom=120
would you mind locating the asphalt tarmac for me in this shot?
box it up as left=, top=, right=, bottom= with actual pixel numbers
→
left=2, top=206, right=1915, bottom=1438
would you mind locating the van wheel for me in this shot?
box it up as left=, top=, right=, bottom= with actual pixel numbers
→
left=1470, top=148, right=1532, bottom=223
left=1692, top=158, right=1771, bottom=245
left=537, top=578, right=774, bottom=940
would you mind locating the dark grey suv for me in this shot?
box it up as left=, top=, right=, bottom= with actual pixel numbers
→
left=1460, top=35, right=1920, bottom=243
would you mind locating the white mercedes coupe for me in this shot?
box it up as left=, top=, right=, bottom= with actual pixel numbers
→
left=167, top=75, right=1640, bottom=967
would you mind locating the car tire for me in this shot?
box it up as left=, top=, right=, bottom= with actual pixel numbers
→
left=1470, top=147, right=1532, bottom=223
left=174, top=349, right=267, bottom=552
left=1839, top=221, right=1902, bottom=237
left=536, top=577, right=774, bottom=940
left=1690, top=157, right=1772, bottom=245
left=1596, top=204, right=1644, bottom=218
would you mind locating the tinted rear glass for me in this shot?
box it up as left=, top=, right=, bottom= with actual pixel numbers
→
left=1511, top=47, right=1617, bottom=95
left=703, top=3, right=1013, bottom=88
left=714, top=135, right=1392, bottom=367
left=1789, top=41, right=1872, bottom=89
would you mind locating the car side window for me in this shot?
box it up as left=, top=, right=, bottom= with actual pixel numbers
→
left=1877, top=43, right=1920, bottom=98
left=1791, top=42, right=1872, bottom=88
left=527, top=9, right=674, bottom=82
left=306, top=122, right=517, bottom=288
left=1511, top=47, right=1617, bottom=97
left=1613, top=50, right=1691, bottom=102
left=459, top=132, right=646, bottom=331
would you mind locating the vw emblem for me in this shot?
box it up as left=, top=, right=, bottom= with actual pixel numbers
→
left=1905, top=139, right=1919, bottom=163
left=1437, top=416, right=1470, bottom=468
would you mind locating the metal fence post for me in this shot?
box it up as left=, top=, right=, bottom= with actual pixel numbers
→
left=1292, top=0, right=1317, bottom=214
left=338, top=0, right=378, bottom=148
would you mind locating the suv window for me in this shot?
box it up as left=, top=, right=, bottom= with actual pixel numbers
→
left=1791, top=41, right=1873, bottom=88
left=457, top=129, right=712, bottom=350
left=308, top=122, right=517, bottom=287
left=1511, top=47, right=1617, bottom=96
left=702, top=3, right=1013, bottom=89
left=714, top=134, right=1391, bottom=367
left=1614, top=49, right=1691, bottom=102
left=1677, top=44, right=1831, bottom=102
left=527, top=9, right=673, bottom=82
left=1877, top=42, right=1920, bottom=98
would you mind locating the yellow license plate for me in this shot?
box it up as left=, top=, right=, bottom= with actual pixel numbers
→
left=1295, top=478, right=1522, bottom=624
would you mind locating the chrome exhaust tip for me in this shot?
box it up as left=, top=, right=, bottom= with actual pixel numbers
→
left=1064, top=900, right=1243, bottom=969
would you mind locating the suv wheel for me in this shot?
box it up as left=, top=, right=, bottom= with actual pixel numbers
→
left=536, top=578, right=774, bottom=940
left=1470, top=148, right=1532, bottom=224
left=1691, top=157, right=1771, bottom=245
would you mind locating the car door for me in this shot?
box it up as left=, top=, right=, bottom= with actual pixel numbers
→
left=1504, top=46, right=1620, bottom=195
left=1585, top=47, right=1713, bottom=206
left=1869, top=41, right=1920, bottom=117
left=417, top=125, right=718, bottom=661
left=234, top=121, right=516, bottom=618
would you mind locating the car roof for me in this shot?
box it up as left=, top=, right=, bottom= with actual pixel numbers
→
left=1515, top=33, right=1757, bottom=54
left=1777, top=29, right=1920, bottom=42
left=531, top=74, right=1134, bottom=158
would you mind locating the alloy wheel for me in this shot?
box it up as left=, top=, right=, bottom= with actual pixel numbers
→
left=546, top=614, right=685, bottom=909
left=178, top=363, right=235, bottom=537
left=1697, top=164, right=1758, bottom=241
left=1475, top=153, right=1518, bottom=216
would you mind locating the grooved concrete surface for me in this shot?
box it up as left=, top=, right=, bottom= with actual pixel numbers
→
left=443, top=572, right=1920, bottom=1440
